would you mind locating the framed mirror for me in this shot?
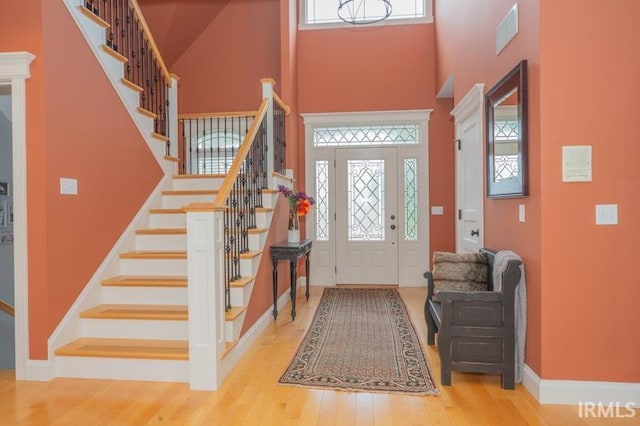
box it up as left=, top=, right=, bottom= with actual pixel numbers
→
left=485, top=60, right=528, bottom=198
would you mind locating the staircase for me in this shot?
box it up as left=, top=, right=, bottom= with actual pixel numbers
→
left=55, top=175, right=276, bottom=382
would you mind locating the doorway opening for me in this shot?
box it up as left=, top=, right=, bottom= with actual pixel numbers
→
left=303, top=110, right=431, bottom=286
left=0, top=84, right=15, bottom=369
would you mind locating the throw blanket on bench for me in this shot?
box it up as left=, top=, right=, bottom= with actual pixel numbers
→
left=493, top=250, right=527, bottom=383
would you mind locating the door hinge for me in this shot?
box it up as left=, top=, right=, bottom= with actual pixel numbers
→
left=455, top=139, right=461, bottom=150
left=458, top=209, right=462, bottom=220
left=335, top=265, right=337, bottom=274
left=334, top=159, right=336, bottom=167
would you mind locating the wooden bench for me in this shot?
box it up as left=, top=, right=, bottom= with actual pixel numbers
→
left=424, top=248, right=522, bottom=389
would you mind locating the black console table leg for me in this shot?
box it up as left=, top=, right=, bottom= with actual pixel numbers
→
left=272, top=260, right=278, bottom=320
left=305, top=253, right=311, bottom=301
left=290, top=260, right=298, bottom=321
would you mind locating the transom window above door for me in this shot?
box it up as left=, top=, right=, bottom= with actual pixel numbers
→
left=300, top=0, right=433, bottom=29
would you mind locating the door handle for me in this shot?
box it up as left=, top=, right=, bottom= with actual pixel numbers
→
left=471, top=229, right=479, bottom=237
left=390, top=224, right=396, bottom=230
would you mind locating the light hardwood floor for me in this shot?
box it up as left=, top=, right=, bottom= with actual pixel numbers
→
left=1, top=286, right=637, bottom=425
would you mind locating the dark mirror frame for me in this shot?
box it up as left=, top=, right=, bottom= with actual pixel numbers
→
left=485, top=60, right=528, bottom=198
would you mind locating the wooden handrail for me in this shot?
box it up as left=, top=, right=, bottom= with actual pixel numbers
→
left=0, top=299, right=14, bottom=317
left=178, top=111, right=258, bottom=120
left=130, top=0, right=172, bottom=87
left=213, top=98, right=270, bottom=208
left=273, top=91, right=291, bottom=116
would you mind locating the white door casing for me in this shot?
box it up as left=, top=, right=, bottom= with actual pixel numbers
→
left=303, top=110, right=431, bottom=287
left=335, top=147, right=398, bottom=284
left=451, top=84, right=485, bottom=253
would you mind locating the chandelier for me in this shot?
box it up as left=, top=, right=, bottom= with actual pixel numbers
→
left=338, top=0, right=393, bottom=25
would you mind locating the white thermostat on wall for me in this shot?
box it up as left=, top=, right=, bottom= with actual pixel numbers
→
left=562, top=145, right=592, bottom=182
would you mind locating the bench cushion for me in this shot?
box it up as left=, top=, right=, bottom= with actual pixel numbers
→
left=432, top=251, right=488, bottom=301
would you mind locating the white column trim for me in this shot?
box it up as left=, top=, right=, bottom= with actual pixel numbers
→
left=186, top=209, right=225, bottom=390
left=0, top=51, right=40, bottom=380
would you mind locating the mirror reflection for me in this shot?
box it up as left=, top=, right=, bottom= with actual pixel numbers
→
left=485, top=60, right=528, bottom=198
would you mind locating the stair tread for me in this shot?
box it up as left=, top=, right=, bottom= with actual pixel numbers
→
left=55, top=338, right=188, bottom=360
left=239, top=250, right=262, bottom=259
left=135, top=228, right=186, bottom=235
left=119, top=250, right=187, bottom=259
left=102, top=276, right=188, bottom=287
left=225, top=306, right=247, bottom=321
left=80, top=304, right=187, bottom=320
left=149, top=208, right=185, bottom=214
left=174, top=174, right=225, bottom=179
left=229, top=275, right=256, bottom=288
left=162, top=189, right=219, bottom=195
left=255, top=207, right=274, bottom=212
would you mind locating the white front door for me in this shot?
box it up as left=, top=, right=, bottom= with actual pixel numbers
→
left=453, top=84, right=485, bottom=253
left=335, top=147, right=398, bottom=284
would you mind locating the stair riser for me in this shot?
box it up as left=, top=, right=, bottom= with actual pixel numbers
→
left=262, top=193, right=278, bottom=208
left=149, top=213, right=186, bottom=228
left=136, top=234, right=187, bottom=251
left=102, top=287, right=187, bottom=305
left=55, top=356, right=189, bottom=383
left=225, top=310, right=247, bottom=342
left=240, top=255, right=262, bottom=278
left=172, top=177, right=224, bottom=190
left=81, top=319, right=188, bottom=340
left=248, top=232, right=267, bottom=251
left=230, top=281, right=255, bottom=307
left=120, top=259, right=187, bottom=276
left=162, top=194, right=217, bottom=209
left=256, top=211, right=273, bottom=229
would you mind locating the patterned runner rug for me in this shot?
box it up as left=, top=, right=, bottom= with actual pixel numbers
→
left=279, top=287, right=439, bottom=395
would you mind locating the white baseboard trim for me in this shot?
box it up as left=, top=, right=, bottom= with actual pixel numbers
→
left=220, top=289, right=292, bottom=379
left=23, top=360, right=53, bottom=381
left=523, top=365, right=640, bottom=405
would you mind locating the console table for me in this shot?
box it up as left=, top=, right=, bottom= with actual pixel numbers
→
left=270, top=239, right=312, bottom=321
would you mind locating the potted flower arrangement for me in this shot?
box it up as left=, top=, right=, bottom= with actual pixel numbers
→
left=277, top=184, right=315, bottom=243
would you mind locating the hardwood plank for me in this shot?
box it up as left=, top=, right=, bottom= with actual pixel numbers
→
left=2, top=287, right=637, bottom=425
left=101, top=275, right=187, bottom=287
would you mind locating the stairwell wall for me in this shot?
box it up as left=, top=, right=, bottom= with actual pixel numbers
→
left=1, top=0, right=164, bottom=359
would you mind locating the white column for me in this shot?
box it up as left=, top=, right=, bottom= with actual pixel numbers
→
left=261, top=78, right=275, bottom=188
left=185, top=205, right=226, bottom=390
left=168, top=74, right=180, bottom=161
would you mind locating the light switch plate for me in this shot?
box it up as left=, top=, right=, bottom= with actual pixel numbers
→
left=518, top=204, right=525, bottom=223
left=60, top=177, right=78, bottom=195
left=431, top=206, right=444, bottom=215
left=595, top=204, right=618, bottom=225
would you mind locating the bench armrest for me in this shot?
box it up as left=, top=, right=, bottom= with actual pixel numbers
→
left=424, top=271, right=434, bottom=300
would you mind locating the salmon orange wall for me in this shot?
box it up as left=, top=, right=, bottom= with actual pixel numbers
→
left=7, top=1, right=164, bottom=359
left=434, top=0, right=542, bottom=375
left=539, top=1, right=640, bottom=382
left=297, top=24, right=456, bottom=256
left=170, top=0, right=282, bottom=113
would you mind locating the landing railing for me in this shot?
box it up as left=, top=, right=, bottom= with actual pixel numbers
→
left=178, top=112, right=256, bottom=175
left=213, top=100, right=269, bottom=310
left=0, top=299, right=14, bottom=317
left=84, top=0, right=172, bottom=153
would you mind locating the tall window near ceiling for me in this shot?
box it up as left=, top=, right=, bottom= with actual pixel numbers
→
left=301, top=0, right=432, bottom=27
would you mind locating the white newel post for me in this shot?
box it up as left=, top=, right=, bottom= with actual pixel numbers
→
left=261, top=78, right=275, bottom=188
left=168, top=74, right=180, bottom=161
left=185, top=205, right=226, bottom=390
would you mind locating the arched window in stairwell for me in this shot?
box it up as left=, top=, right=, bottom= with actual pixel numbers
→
left=193, top=132, right=242, bottom=175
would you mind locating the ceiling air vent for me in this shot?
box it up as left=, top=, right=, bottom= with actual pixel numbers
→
left=496, top=4, right=518, bottom=55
